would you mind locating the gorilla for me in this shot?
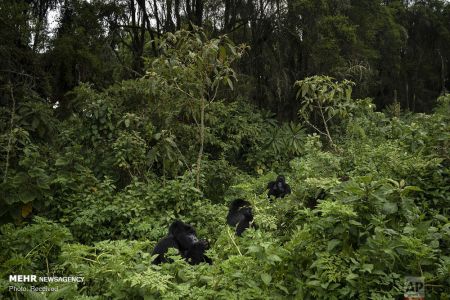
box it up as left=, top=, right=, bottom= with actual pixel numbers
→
left=305, top=188, right=327, bottom=209
left=226, top=199, right=256, bottom=236
left=152, top=220, right=212, bottom=265
left=267, top=175, right=291, bottom=199
left=184, top=239, right=212, bottom=264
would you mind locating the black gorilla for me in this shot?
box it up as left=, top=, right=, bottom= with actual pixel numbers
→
left=226, top=199, right=256, bottom=236
left=267, top=175, right=291, bottom=199
left=305, top=188, right=327, bottom=209
left=152, top=220, right=212, bottom=265
left=184, top=239, right=212, bottom=264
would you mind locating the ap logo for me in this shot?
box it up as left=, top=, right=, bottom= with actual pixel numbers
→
left=404, top=276, right=425, bottom=300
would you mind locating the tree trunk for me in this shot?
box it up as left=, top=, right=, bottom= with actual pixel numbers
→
left=196, top=97, right=205, bottom=188
left=174, top=0, right=181, bottom=29
left=194, top=0, right=203, bottom=26
left=137, top=0, right=158, bottom=56
left=152, top=0, right=161, bottom=35
left=165, top=0, right=174, bottom=31
left=224, top=0, right=230, bottom=31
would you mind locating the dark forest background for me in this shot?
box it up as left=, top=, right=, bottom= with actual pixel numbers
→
left=1, top=0, right=449, bottom=118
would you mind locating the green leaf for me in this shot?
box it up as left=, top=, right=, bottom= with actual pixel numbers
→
left=382, top=202, right=398, bottom=214
left=348, top=220, right=362, bottom=226
left=19, top=190, right=36, bottom=203
left=276, top=283, right=289, bottom=294
left=55, top=158, right=68, bottom=166
left=402, top=186, right=423, bottom=192
left=226, top=77, right=234, bottom=90
left=247, top=245, right=261, bottom=253
left=327, top=239, right=341, bottom=251
left=219, top=45, right=227, bottom=61
left=346, top=273, right=359, bottom=281
left=434, top=214, right=448, bottom=222
left=267, top=254, right=282, bottom=262
left=306, top=280, right=321, bottom=287
left=261, top=273, right=272, bottom=285
left=361, top=264, right=374, bottom=273
left=302, top=85, right=308, bottom=97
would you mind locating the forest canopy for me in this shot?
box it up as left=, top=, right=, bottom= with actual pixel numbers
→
left=0, top=0, right=449, bottom=299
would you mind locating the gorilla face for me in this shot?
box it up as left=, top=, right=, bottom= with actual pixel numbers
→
left=184, top=239, right=212, bottom=265
left=170, top=221, right=199, bottom=251
left=277, top=175, right=285, bottom=183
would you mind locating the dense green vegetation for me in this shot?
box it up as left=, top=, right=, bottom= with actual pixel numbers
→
left=1, top=0, right=449, bottom=299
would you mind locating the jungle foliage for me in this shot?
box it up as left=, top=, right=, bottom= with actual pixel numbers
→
left=1, top=0, right=450, bottom=299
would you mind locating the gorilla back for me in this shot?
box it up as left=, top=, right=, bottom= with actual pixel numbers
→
left=226, top=199, right=255, bottom=236
left=152, top=220, right=211, bottom=265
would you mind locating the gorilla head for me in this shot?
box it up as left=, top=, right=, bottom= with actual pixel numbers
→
left=184, top=239, right=212, bottom=265
left=276, top=175, right=286, bottom=187
left=169, top=220, right=198, bottom=251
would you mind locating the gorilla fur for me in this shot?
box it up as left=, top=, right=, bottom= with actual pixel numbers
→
left=152, top=220, right=211, bottom=265
left=226, top=199, right=256, bottom=236
left=267, top=175, right=291, bottom=199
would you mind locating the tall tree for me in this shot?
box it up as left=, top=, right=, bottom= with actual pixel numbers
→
left=46, top=0, right=121, bottom=116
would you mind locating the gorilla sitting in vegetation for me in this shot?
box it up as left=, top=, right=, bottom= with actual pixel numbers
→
left=226, top=199, right=256, bottom=236
left=152, top=220, right=212, bottom=265
left=267, top=175, right=291, bottom=199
